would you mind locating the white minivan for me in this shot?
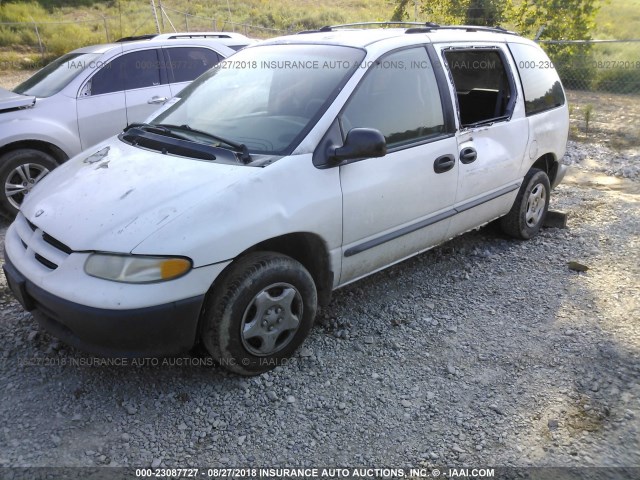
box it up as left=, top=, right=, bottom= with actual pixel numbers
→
left=3, top=23, right=569, bottom=375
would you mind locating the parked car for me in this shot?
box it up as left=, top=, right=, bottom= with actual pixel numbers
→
left=0, top=32, right=254, bottom=217
left=3, top=23, right=569, bottom=375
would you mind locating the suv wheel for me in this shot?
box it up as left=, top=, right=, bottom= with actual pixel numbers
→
left=200, top=252, right=317, bottom=375
left=0, top=149, right=58, bottom=218
left=500, top=168, right=550, bottom=240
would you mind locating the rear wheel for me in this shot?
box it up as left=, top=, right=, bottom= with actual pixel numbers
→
left=0, top=149, right=58, bottom=218
left=500, top=168, right=550, bottom=240
left=201, top=252, right=317, bottom=375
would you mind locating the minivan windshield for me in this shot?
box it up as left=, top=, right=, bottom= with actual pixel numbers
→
left=14, top=52, right=103, bottom=98
left=152, top=44, right=365, bottom=155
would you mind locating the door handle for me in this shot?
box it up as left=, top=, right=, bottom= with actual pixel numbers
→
left=147, top=96, right=168, bottom=105
left=433, top=154, right=455, bottom=174
left=460, top=147, right=477, bottom=164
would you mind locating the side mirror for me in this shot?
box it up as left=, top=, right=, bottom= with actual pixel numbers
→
left=328, top=128, right=387, bottom=162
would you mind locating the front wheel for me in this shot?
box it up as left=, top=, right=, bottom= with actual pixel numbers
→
left=200, top=252, right=317, bottom=375
left=500, top=168, right=551, bottom=240
left=0, top=149, right=59, bottom=218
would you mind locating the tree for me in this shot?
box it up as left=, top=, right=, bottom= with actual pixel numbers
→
left=391, top=0, right=599, bottom=39
left=511, top=0, right=599, bottom=40
left=512, top=0, right=600, bottom=89
left=392, top=0, right=511, bottom=26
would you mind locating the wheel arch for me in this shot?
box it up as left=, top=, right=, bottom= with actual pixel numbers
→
left=530, top=153, right=559, bottom=186
left=208, top=232, right=334, bottom=309
left=247, top=232, right=334, bottom=308
left=0, top=140, right=69, bottom=165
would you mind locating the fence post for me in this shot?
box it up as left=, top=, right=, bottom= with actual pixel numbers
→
left=213, top=18, right=217, bottom=30
left=32, top=22, right=44, bottom=61
left=102, top=15, right=110, bottom=43
left=185, top=14, right=189, bottom=31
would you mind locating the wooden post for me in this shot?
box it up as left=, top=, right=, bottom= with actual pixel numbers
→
left=102, top=15, right=110, bottom=43
left=33, top=22, right=44, bottom=61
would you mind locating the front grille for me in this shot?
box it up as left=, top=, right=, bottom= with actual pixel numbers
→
left=25, top=218, right=37, bottom=232
left=35, top=253, right=58, bottom=270
left=14, top=213, right=73, bottom=271
left=42, top=233, right=73, bottom=255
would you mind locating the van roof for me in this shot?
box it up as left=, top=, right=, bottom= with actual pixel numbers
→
left=260, top=22, right=528, bottom=49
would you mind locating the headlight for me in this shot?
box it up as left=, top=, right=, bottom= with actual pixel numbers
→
left=85, top=253, right=192, bottom=283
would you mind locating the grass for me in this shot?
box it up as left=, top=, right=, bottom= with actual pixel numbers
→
left=0, top=0, right=396, bottom=66
left=594, top=0, right=640, bottom=40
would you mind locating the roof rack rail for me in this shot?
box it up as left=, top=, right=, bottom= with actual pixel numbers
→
left=297, top=21, right=516, bottom=36
left=320, top=21, right=436, bottom=31
left=416, top=25, right=516, bottom=35
left=115, top=34, right=158, bottom=43
left=161, top=33, right=233, bottom=39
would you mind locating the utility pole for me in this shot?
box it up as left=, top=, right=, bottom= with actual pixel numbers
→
left=150, top=0, right=161, bottom=33
left=158, top=0, right=165, bottom=32
left=118, top=0, right=123, bottom=39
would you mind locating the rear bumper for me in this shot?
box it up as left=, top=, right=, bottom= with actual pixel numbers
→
left=3, top=256, right=204, bottom=357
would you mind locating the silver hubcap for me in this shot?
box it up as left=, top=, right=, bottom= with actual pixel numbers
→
left=240, top=282, right=302, bottom=356
left=5, top=163, right=50, bottom=209
left=525, top=184, right=546, bottom=227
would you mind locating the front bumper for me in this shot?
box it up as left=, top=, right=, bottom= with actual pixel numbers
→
left=3, top=255, right=205, bottom=357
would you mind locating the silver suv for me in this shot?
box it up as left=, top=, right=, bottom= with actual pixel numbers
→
left=0, top=32, right=253, bottom=217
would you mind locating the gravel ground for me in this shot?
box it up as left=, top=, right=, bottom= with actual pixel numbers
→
left=0, top=140, right=638, bottom=476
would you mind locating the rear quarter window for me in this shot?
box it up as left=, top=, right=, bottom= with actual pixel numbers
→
left=165, top=47, right=222, bottom=83
left=508, top=42, right=565, bottom=116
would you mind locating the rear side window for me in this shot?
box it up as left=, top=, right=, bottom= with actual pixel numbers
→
left=165, top=47, right=221, bottom=83
left=508, top=42, right=565, bottom=116
left=443, top=49, right=514, bottom=127
left=341, top=47, right=445, bottom=148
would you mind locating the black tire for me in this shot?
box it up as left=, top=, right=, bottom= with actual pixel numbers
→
left=0, top=149, right=59, bottom=219
left=500, top=168, right=551, bottom=240
left=200, top=252, right=317, bottom=375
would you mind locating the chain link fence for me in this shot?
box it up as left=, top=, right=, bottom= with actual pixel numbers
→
left=0, top=5, right=287, bottom=71
left=1, top=9, right=639, bottom=97
left=158, top=6, right=285, bottom=38
left=538, top=39, right=640, bottom=95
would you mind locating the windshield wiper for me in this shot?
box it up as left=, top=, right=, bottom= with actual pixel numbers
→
left=124, top=123, right=192, bottom=142
left=155, top=123, right=252, bottom=164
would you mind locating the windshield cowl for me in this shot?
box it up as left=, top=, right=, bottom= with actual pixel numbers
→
left=119, top=126, right=264, bottom=166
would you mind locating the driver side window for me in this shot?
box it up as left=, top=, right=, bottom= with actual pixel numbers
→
left=90, top=49, right=162, bottom=96
left=340, top=47, right=445, bottom=148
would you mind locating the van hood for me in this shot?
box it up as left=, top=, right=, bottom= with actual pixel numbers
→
left=0, top=87, right=35, bottom=112
left=21, top=139, right=262, bottom=253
